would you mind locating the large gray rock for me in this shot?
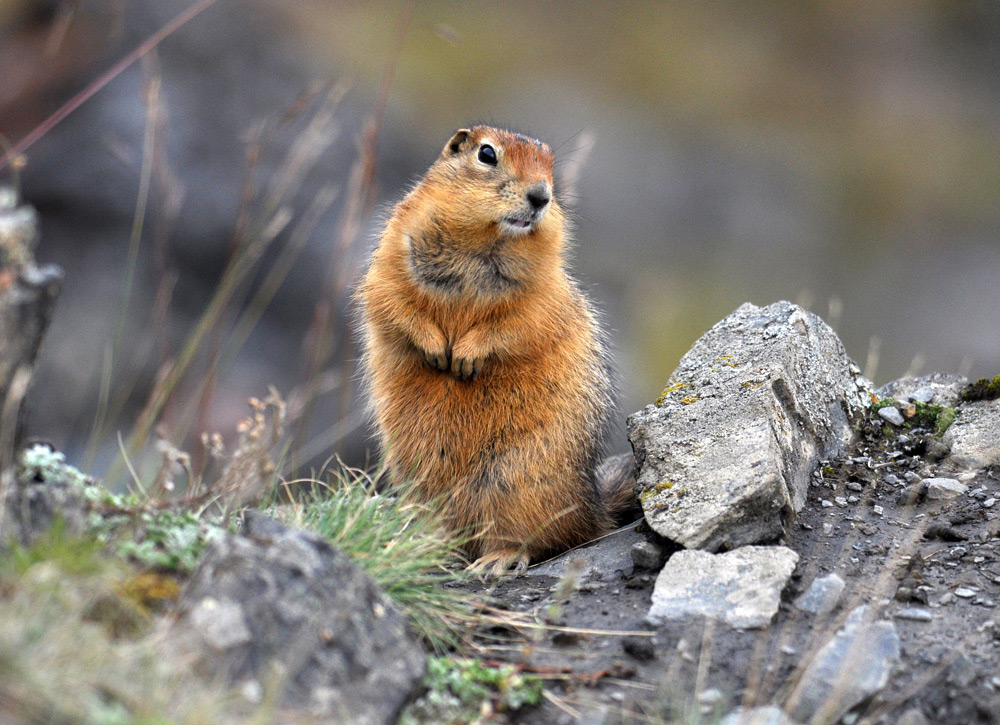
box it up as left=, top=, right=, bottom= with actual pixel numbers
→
left=942, top=399, right=1000, bottom=470
left=171, top=512, right=426, bottom=725
left=785, top=606, right=900, bottom=724
left=628, top=301, right=871, bottom=550
left=646, top=545, right=799, bottom=629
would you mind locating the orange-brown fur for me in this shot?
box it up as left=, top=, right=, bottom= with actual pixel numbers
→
left=357, top=126, right=629, bottom=573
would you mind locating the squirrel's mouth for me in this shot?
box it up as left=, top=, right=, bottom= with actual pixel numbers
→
left=499, top=215, right=536, bottom=235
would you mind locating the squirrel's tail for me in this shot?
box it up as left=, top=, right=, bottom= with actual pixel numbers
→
left=596, top=452, right=641, bottom=526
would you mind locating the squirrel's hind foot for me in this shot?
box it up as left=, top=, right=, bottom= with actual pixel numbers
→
left=468, top=549, right=530, bottom=578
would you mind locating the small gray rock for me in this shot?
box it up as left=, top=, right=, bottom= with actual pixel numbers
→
left=923, top=477, right=968, bottom=500
left=621, top=635, right=655, bottom=662
left=877, top=406, right=905, bottom=426
left=785, top=606, right=900, bottom=724
left=794, top=573, right=845, bottom=616
left=719, top=706, right=799, bottom=725
left=630, top=539, right=667, bottom=570
left=188, top=597, right=253, bottom=651
left=894, top=607, right=932, bottom=622
left=895, top=708, right=930, bottom=725
left=647, top=546, right=799, bottom=629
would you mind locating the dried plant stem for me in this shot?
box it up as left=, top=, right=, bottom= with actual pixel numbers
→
left=0, top=0, right=222, bottom=172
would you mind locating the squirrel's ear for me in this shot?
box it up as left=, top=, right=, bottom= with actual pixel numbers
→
left=443, top=129, right=472, bottom=157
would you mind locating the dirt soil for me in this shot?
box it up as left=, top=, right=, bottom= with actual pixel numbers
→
left=460, top=421, right=1000, bottom=724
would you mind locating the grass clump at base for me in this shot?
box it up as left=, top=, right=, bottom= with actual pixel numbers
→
left=401, top=656, right=544, bottom=725
left=270, top=464, right=475, bottom=651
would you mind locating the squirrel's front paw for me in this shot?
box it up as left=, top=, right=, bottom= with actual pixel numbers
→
left=423, top=349, right=450, bottom=372
left=450, top=355, right=485, bottom=381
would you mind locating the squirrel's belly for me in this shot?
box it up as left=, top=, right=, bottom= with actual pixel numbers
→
left=374, top=355, right=560, bottom=484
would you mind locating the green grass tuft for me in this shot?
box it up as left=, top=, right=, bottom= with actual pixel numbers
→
left=270, top=465, right=476, bottom=651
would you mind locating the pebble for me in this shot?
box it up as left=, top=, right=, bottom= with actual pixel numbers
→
left=873, top=505, right=884, bottom=516
left=794, top=572, right=845, bottom=616
left=847, top=495, right=859, bottom=504
left=955, top=588, right=975, bottom=598
left=877, top=406, right=905, bottom=426
left=821, top=499, right=833, bottom=508
left=846, top=481, right=864, bottom=492
left=909, top=387, right=936, bottom=404
left=885, top=474, right=902, bottom=486
left=621, top=635, right=655, bottom=662
left=939, top=592, right=955, bottom=605
left=835, top=496, right=848, bottom=507
left=895, top=608, right=933, bottom=621
left=630, top=540, right=667, bottom=570
left=896, top=708, right=930, bottom=725
left=923, top=478, right=968, bottom=500
left=904, top=471, right=921, bottom=484
left=697, top=688, right=723, bottom=706
left=985, top=498, right=996, bottom=509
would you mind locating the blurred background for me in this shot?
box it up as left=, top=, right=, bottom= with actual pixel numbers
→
left=2, top=0, right=998, bottom=477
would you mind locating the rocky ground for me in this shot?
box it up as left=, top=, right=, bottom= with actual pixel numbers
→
left=450, top=312, right=1000, bottom=725
left=458, top=438, right=1000, bottom=724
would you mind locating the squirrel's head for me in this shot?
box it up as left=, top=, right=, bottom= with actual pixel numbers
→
left=422, top=125, right=562, bottom=242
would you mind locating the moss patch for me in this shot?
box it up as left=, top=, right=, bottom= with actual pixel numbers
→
left=869, top=397, right=956, bottom=437
left=961, top=374, right=1000, bottom=402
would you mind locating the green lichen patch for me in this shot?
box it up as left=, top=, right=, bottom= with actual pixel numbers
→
left=961, top=374, right=1000, bottom=402
left=17, top=445, right=226, bottom=575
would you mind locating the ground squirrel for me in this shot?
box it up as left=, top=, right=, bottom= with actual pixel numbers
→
left=357, top=125, right=635, bottom=574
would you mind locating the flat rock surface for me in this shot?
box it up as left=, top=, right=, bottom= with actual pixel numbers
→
left=628, top=301, right=872, bottom=551
left=647, top=546, right=799, bottom=629
left=171, top=512, right=425, bottom=725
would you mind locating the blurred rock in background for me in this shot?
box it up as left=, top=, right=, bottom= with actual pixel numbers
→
left=2, top=0, right=999, bottom=477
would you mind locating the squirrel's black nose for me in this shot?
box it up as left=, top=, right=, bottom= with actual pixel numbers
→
left=526, top=183, right=551, bottom=211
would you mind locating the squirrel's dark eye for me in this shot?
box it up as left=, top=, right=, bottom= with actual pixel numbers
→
left=477, top=144, right=497, bottom=165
